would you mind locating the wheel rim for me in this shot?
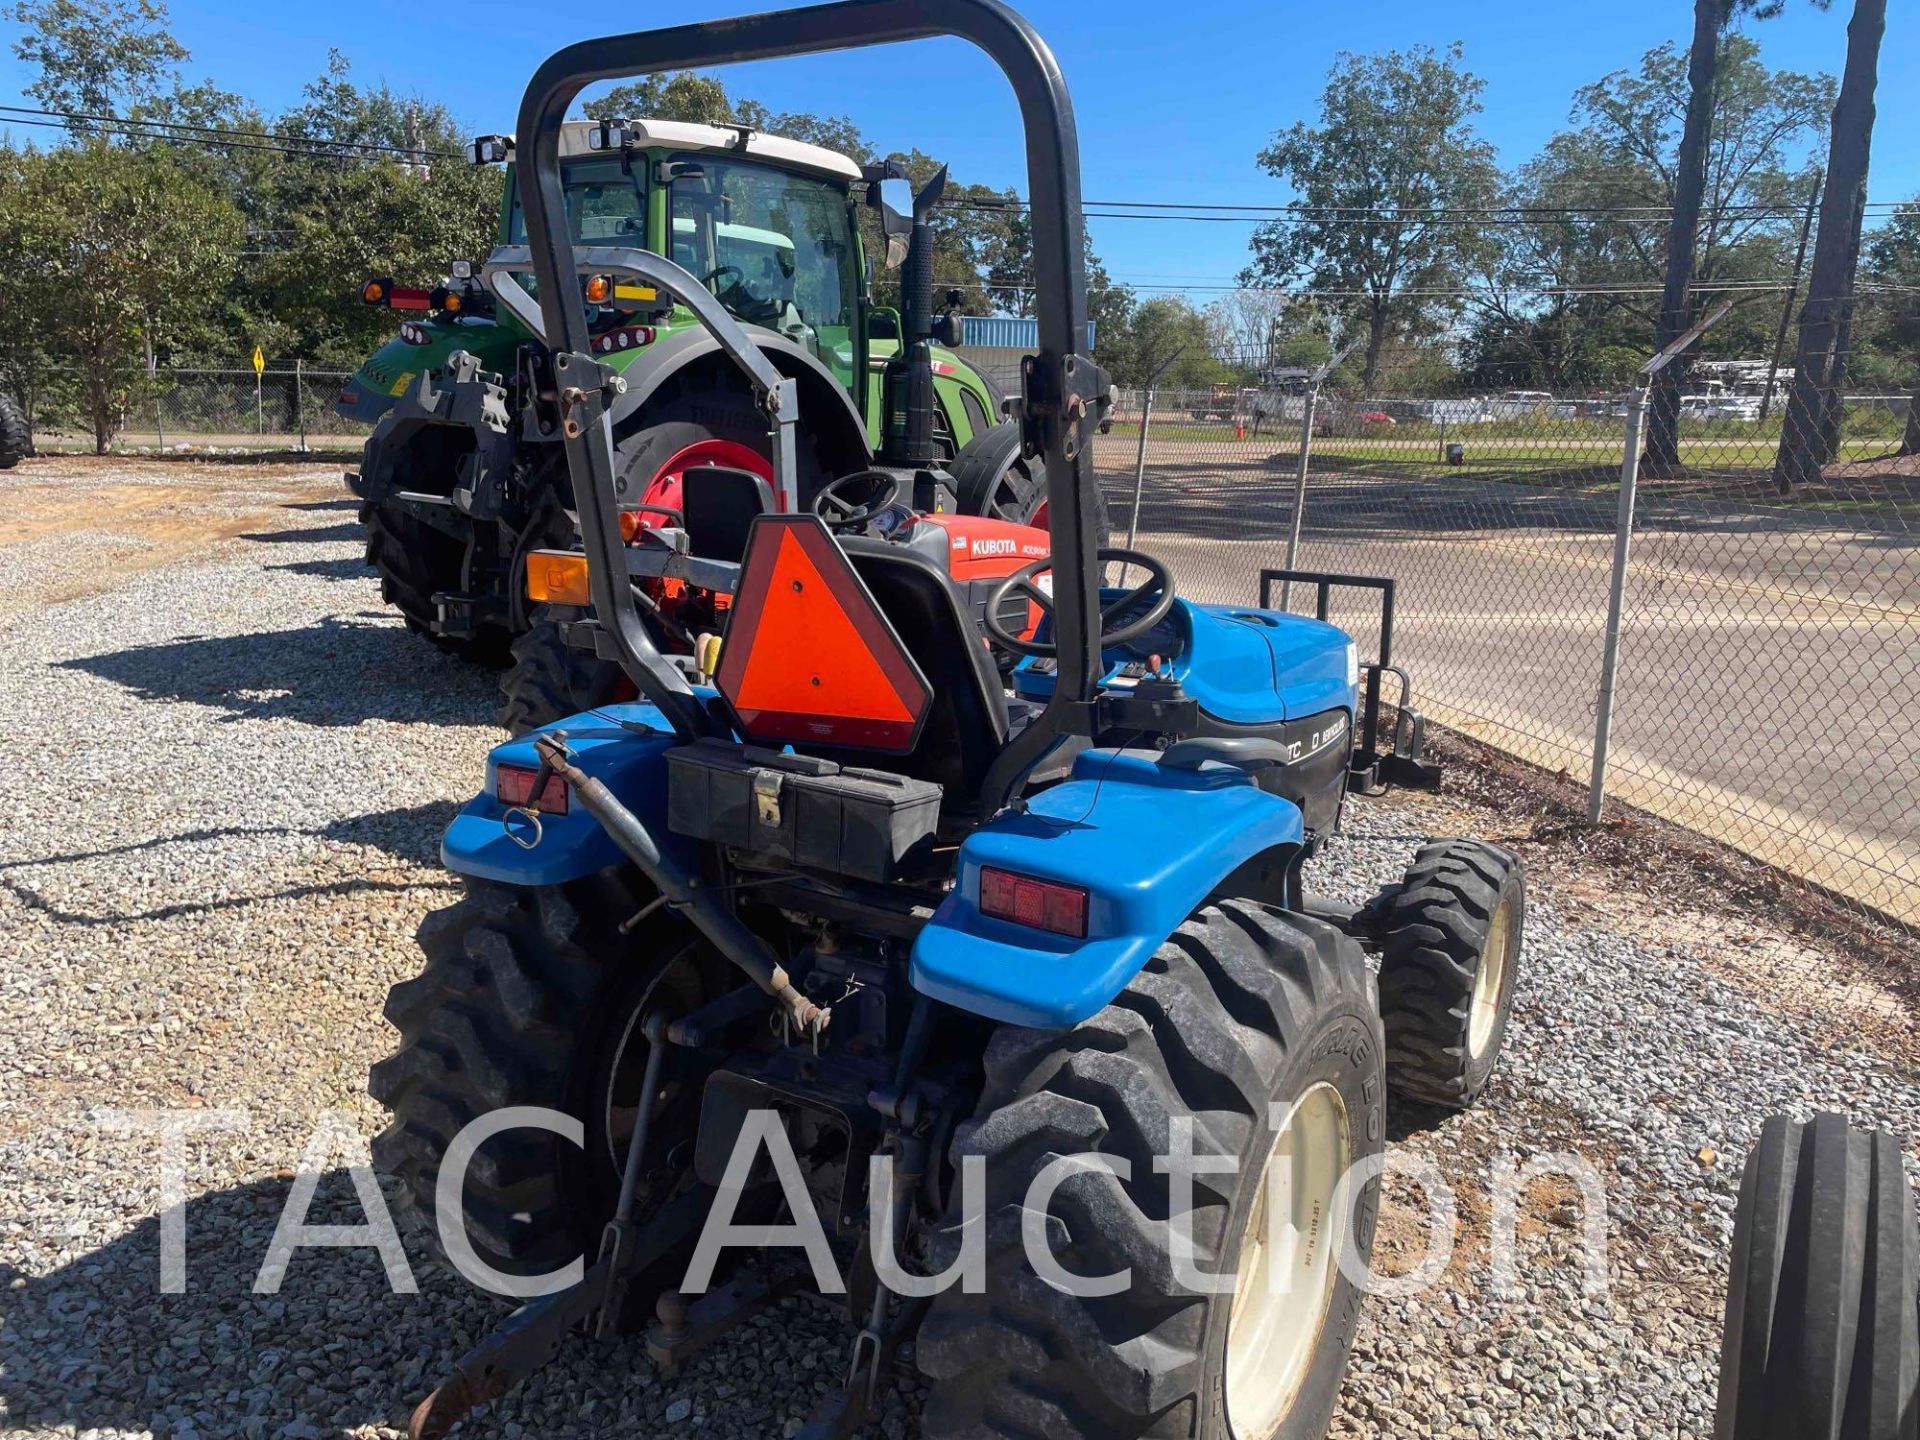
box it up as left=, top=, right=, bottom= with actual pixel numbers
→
left=636, top=437, right=773, bottom=527
left=598, top=952, right=703, bottom=1193
left=1467, top=897, right=1515, bottom=1059
left=1226, top=1081, right=1351, bottom=1439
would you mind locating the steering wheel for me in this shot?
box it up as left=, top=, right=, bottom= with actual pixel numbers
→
left=702, top=264, right=745, bottom=292
left=982, top=548, right=1176, bottom=657
left=812, top=470, right=903, bottom=532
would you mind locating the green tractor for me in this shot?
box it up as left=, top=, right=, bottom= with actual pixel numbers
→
left=342, top=118, right=1049, bottom=730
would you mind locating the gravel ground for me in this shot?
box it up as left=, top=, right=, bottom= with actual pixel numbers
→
left=1, top=459, right=1914, bottom=1440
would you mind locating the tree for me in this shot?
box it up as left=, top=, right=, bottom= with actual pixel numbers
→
left=1642, top=0, right=1821, bottom=472
left=1240, top=44, right=1501, bottom=391
left=1469, top=35, right=1830, bottom=393
left=585, top=73, right=735, bottom=128
left=5, top=141, right=241, bottom=449
left=1775, top=0, right=1888, bottom=489
left=3, top=0, right=186, bottom=119
left=1102, top=296, right=1222, bottom=389
left=1857, top=201, right=1919, bottom=451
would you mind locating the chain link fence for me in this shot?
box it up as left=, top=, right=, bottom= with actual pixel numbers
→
left=1098, top=346, right=1919, bottom=950
left=14, top=366, right=367, bottom=452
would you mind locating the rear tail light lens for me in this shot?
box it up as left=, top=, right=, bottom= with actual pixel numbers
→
left=979, top=867, right=1088, bottom=938
left=496, top=764, right=568, bottom=814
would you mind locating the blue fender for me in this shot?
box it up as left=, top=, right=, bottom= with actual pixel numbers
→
left=910, top=750, right=1305, bottom=1028
left=441, top=702, right=694, bottom=887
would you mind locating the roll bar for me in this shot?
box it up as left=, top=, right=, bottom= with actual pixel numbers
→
left=482, top=243, right=801, bottom=510
left=514, top=0, right=1107, bottom=807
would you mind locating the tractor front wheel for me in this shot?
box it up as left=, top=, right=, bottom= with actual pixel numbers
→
left=497, top=605, right=632, bottom=735
left=953, top=420, right=1109, bottom=540
left=918, top=900, right=1384, bottom=1440
left=1366, top=840, right=1524, bottom=1109
left=0, top=393, right=31, bottom=469
left=369, top=871, right=713, bottom=1282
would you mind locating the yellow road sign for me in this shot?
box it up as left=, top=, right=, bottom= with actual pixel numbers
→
left=252, top=346, right=266, bottom=377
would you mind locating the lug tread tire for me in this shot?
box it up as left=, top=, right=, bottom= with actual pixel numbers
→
left=1367, top=839, right=1524, bottom=1109
left=498, top=606, right=629, bottom=734
left=360, top=500, right=508, bottom=666
left=369, top=876, right=630, bottom=1277
left=1717, top=1113, right=1920, bottom=1440
left=918, top=900, right=1382, bottom=1440
left=0, top=394, right=30, bottom=468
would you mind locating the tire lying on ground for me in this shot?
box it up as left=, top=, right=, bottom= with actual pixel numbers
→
left=1716, top=1112, right=1919, bottom=1440
left=918, top=901, right=1385, bottom=1440
left=368, top=871, right=712, bottom=1282
left=1363, top=839, right=1524, bottom=1109
left=0, top=393, right=31, bottom=469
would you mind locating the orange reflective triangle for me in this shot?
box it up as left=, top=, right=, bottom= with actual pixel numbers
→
left=717, top=517, right=930, bottom=751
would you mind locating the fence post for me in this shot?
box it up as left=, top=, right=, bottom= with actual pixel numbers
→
left=295, top=359, right=307, bottom=452
left=1124, top=386, right=1156, bottom=550
left=1587, top=385, right=1648, bottom=822
left=1279, top=381, right=1321, bottom=609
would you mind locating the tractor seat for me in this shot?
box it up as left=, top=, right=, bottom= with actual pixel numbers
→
left=830, top=537, right=1011, bottom=805
left=680, top=465, right=774, bottom=563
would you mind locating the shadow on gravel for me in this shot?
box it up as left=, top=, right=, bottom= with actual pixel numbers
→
left=0, top=1172, right=497, bottom=1439
left=267, top=556, right=369, bottom=582
left=240, top=521, right=364, bottom=545
left=0, top=804, right=462, bottom=926
left=59, top=616, right=497, bottom=727
left=282, top=498, right=361, bottom=513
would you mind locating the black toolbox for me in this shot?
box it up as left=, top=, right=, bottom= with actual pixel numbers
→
left=665, top=737, right=942, bottom=883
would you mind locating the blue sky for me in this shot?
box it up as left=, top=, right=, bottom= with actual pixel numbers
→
left=2, top=0, right=1911, bottom=297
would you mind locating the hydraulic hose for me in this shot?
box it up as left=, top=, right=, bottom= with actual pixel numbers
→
left=533, top=734, right=827, bottom=1036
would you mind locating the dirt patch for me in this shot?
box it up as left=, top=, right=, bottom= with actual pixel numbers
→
left=1413, top=725, right=1918, bottom=1074
left=0, top=456, right=353, bottom=610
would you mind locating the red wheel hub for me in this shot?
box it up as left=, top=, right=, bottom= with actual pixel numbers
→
left=634, top=438, right=773, bottom=529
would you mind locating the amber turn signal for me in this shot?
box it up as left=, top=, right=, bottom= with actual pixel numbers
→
left=525, top=550, right=591, bottom=606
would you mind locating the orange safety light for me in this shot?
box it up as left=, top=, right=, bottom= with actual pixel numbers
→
left=715, top=516, right=930, bottom=753
left=584, top=274, right=613, bottom=304
left=525, top=550, right=592, bottom=606
left=361, top=278, right=388, bottom=305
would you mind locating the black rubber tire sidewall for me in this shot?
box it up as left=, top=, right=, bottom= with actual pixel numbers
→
left=0, top=393, right=29, bottom=468
left=1717, top=1113, right=1920, bottom=1440
left=610, top=383, right=826, bottom=510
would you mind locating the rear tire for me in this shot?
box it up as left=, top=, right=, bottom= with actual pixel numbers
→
left=953, top=420, right=1108, bottom=539
left=0, top=393, right=30, bottom=468
left=1717, top=1113, right=1919, bottom=1440
left=918, top=901, right=1384, bottom=1440
left=491, top=379, right=820, bottom=733
left=369, top=872, right=712, bottom=1280
left=1365, top=840, right=1524, bottom=1109
left=361, top=499, right=508, bottom=666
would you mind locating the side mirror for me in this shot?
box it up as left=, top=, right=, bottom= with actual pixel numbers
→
left=875, top=177, right=912, bottom=269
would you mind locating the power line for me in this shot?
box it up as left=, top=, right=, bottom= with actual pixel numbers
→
left=0, top=104, right=458, bottom=162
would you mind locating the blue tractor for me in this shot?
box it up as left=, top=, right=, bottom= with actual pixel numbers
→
left=369, top=3, right=1528, bottom=1437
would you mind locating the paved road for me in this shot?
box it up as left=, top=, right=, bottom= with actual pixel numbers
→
left=1100, top=444, right=1920, bottom=922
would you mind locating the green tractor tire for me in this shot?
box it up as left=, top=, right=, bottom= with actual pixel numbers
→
left=0, top=394, right=31, bottom=469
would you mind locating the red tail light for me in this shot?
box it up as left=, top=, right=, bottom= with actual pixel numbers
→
left=388, top=286, right=434, bottom=312
left=496, top=764, right=568, bottom=814
left=980, top=867, right=1088, bottom=938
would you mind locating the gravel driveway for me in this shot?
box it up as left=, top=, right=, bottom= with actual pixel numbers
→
left=2, top=458, right=1913, bottom=1440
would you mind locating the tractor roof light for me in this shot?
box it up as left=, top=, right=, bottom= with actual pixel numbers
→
left=469, top=135, right=512, bottom=166
left=584, top=274, right=614, bottom=305
left=979, top=867, right=1088, bottom=939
